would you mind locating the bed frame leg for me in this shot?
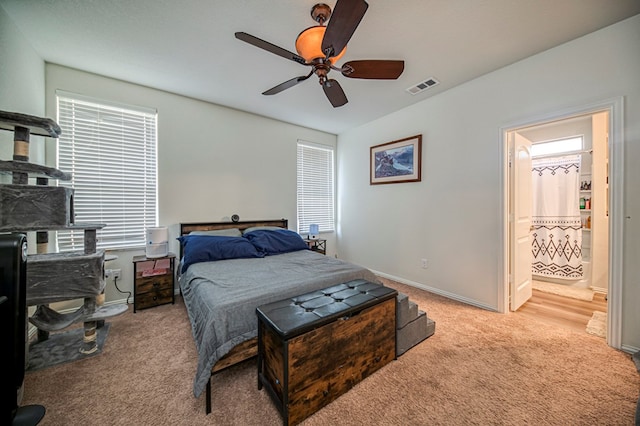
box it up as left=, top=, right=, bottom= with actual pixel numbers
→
left=206, top=378, right=212, bottom=414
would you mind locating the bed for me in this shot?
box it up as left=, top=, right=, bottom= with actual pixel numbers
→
left=177, top=219, right=381, bottom=413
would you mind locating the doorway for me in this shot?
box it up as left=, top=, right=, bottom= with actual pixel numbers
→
left=500, top=97, right=624, bottom=349
left=522, top=115, right=608, bottom=291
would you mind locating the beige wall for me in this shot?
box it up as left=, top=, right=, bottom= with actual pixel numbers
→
left=44, top=64, right=338, bottom=305
left=0, top=6, right=45, bottom=236
left=0, top=6, right=45, bottom=137
left=336, top=15, right=640, bottom=352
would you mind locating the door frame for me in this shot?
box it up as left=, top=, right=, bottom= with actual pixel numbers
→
left=498, top=97, right=624, bottom=349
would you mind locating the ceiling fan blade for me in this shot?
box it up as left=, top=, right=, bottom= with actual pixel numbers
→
left=323, top=79, right=348, bottom=107
left=235, top=32, right=306, bottom=65
left=262, top=71, right=314, bottom=95
left=341, top=60, right=405, bottom=79
left=321, top=0, right=368, bottom=59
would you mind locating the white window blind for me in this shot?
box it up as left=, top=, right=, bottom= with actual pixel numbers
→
left=297, top=141, right=335, bottom=234
left=56, top=91, right=158, bottom=251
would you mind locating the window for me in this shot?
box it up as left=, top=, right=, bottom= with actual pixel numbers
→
left=297, top=141, right=335, bottom=235
left=531, top=136, right=583, bottom=158
left=56, top=91, right=157, bottom=251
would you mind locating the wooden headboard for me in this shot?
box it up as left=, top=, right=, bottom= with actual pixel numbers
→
left=178, top=219, right=288, bottom=258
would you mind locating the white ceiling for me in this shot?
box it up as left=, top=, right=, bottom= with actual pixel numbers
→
left=2, top=1, right=639, bottom=134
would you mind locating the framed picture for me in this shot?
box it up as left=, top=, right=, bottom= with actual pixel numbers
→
left=370, top=134, right=422, bottom=185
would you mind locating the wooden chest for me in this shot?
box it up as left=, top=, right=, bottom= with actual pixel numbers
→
left=256, top=281, right=397, bottom=426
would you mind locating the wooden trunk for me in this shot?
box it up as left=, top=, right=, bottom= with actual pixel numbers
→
left=259, top=294, right=396, bottom=426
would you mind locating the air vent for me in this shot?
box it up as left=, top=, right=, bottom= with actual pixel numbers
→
left=406, top=77, right=439, bottom=95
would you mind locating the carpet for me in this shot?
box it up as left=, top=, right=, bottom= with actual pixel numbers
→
left=26, top=323, right=110, bottom=372
left=532, top=280, right=594, bottom=301
left=20, top=288, right=640, bottom=425
left=586, top=311, right=607, bottom=338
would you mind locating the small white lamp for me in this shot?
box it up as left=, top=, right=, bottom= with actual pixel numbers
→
left=308, top=224, right=319, bottom=240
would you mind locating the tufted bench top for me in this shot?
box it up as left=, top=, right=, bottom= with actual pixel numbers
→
left=256, top=279, right=397, bottom=339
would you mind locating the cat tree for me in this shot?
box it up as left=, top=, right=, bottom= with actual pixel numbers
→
left=0, top=110, right=127, bottom=355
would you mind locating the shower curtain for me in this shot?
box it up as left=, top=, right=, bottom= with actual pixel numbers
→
left=531, top=155, right=583, bottom=279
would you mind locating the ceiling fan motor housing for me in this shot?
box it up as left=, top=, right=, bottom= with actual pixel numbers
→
left=311, top=3, right=332, bottom=24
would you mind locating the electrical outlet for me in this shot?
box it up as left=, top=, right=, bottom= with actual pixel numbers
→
left=421, top=258, right=428, bottom=269
left=105, top=268, right=121, bottom=279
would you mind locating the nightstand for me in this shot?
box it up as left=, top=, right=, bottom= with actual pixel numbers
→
left=132, top=253, right=176, bottom=312
left=304, top=238, right=326, bottom=255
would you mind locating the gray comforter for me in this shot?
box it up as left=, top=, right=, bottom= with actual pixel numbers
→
left=179, top=249, right=380, bottom=397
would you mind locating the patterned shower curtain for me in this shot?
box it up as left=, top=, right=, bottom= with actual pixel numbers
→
left=531, top=155, right=583, bottom=279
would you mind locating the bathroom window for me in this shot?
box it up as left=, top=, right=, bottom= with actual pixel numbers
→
left=531, top=136, right=583, bottom=158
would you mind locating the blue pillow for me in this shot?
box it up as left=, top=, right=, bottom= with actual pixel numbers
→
left=177, top=235, right=264, bottom=273
left=243, top=229, right=309, bottom=255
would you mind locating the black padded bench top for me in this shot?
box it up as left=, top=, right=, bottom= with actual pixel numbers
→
left=256, top=279, right=397, bottom=339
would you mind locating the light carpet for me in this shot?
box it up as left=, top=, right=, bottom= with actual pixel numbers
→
left=20, top=283, right=638, bottom=425
left=532, top=280, right=594, bottom=301
left=586, top=311, right=607, bottom=338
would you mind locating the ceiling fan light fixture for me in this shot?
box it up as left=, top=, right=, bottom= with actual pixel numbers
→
left=236, top=0, right=400, bottom=108
left=295, top=26, right=346, bottom=63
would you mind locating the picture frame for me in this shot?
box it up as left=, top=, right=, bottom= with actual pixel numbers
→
left=370, top=134, right=422, bottom=185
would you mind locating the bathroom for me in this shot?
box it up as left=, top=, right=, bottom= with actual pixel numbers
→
left=519, top=112, right=609, bottom=294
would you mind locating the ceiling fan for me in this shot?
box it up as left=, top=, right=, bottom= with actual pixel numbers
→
left=235, top=0, right=405, bottom=108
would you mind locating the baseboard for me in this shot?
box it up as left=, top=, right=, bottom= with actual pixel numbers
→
left=371, top=270, right=497, bottom=312
left=621, top=344, right=640, bottom=356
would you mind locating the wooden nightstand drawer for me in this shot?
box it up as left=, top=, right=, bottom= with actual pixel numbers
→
left=132, top=253, right=175, bottom=312
left=135, top=287, right=174, bottom=310
left=135, top=274, right=172, bottom=295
